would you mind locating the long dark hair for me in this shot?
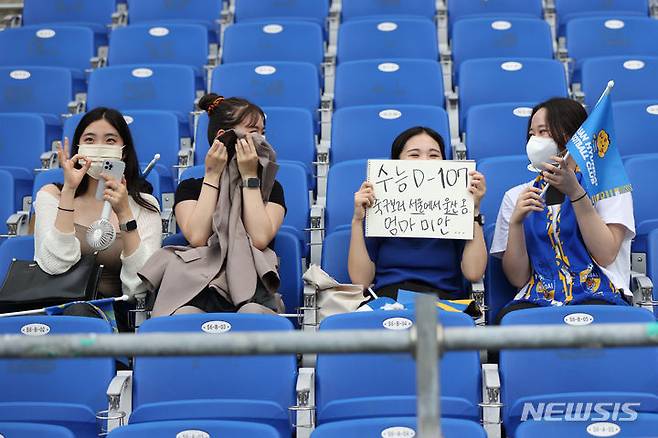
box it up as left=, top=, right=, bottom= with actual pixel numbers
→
left=527, top=98, right=588, bottom=151
left=198, top=93, right=265, bottom=147
left=390, top=126, right=447, bottom=159
left=70, top=107, right=159, bottom=213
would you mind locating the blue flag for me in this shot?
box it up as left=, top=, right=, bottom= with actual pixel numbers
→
left=44, top=297, right=119, bottom=332
left=565, top=83, right=632, bottom=202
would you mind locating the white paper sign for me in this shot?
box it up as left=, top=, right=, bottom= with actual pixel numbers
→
left=366, top=159, right=476, bottom=239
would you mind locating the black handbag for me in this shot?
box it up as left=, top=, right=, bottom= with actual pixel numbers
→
left=0, top=254, right=104, bottom=314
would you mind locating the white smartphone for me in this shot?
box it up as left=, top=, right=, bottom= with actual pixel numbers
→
left=95, top=159, right=126, bottom=201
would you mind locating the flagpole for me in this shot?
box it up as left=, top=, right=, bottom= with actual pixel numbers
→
left=540, top=80, right=615, bottom=199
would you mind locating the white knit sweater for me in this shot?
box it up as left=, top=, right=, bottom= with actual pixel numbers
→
left=33, top=190, right=162, bottom=297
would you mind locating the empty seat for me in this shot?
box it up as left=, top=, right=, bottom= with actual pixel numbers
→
left=452, top=17, right=553, bottom=84
left=556, top=0, right=649, bottom=36
left=321, top=229, right=351, bottom=284
left=325, top=159, right=367, bottom=234
left=334, top=59, right=444, bottom=109
left=210, top=62, right=320, bottom=126
left=483, top=224, right=518, bottom=323
left=500, top=305, right=658, bottom=436
left=22, top=0, right=115, bottom=47
left=567, top=17, right=658, bottom=80
left=448, top=0, right=543, bottom=32
left=316, top=310, right=481, bottom=423
left=0, top=25, right=94, bottom=95
left=222, top=21, right=324, bottom=70
left=126, top=0, right=222, bottom=41
left=624, top=154, right=658, bottom=241
left=465, top=102, right=535, bottom=160
left=458, top=58, right=568, bottom=132
left=0, top=235, right=34, bottom=281
left=0, top=422, right=75, bottom=438
left=107, top=419, right=279, bottom=438
left=0, top=66, right=72, bottom=123
left=276, top=160, right=311, bottom=249
left=273, top=229, right=304, bottom=319
left=0, top=113, right=48, bottom=172
left=87, top=65, right=195, bottom=135
left=108, top=24, right=209, bottom=89
left=337, top=18, right=438, bottom=63
left=581, top=56, right=658, bottom=110
left=311, top=417, right=486, bottom=438
left=341, top=0, right=436, bottom=21
left=648, top=229, right=658, bottom=317
left=234, top=0, right=329, bottom=28
left=130, top=314, right=297, bottom=437
left=477, top=155, right=535, bottom=223
left=0, top=316, right=115, bottom=437
left=613, top=100, right=658, bottom=156
left=0, top=170, right=33, bottom=236
left=516, top=413, right=658, bottom=438
left=331, top=104, right=451, bottom=163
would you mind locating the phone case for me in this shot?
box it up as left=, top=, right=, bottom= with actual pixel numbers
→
left=95, top=159, right=126, bottom=201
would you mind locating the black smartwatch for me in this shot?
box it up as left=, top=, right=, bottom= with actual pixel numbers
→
left=119, top=219, right=138, bottom=232
left=242, top=177, right=261, bottom=189
left=474, top=213, right=485, bottom=226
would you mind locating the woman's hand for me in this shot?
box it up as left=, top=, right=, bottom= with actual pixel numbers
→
left=468, top=170, right=486, bottom=212
left=58, top=137, right=91, bottom=192
left=102, top=174, right=132, bottom=221
left=510, top=186, right=544, bottom=225
left=236, top=134, right=259, bottom=178
left=541, top=155, right=584, bottom=199
left=205, top=136, right=228, bottom=179
left=353, top=181, right=375, bottom=222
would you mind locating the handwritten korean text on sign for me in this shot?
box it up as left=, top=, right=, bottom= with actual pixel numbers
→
left=365, top=159, right=476, bottom=239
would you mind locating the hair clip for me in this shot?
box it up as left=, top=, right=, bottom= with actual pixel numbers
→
left=207, top=96, right=225, bottom=114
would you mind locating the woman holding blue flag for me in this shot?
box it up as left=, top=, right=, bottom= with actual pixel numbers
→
left=491, top=97, right=635, bottom=322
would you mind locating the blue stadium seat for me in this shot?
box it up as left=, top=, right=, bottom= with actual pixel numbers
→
left=465, top=102, right=535, bottom=160
left=648, top=229, right=658, bottom=317
left=483, top=224, right=517, bottom=323
left=613, top=100, right=658, bottom=156
left=0, top=236, right=34, bottom=281
left=0, top=113, right=48, bottom=173
left=316, top=310, right=481, bottom=423
left=476, top=155, right=535, bottom=223
left=458, top=58, right=568, bottom=132
left=448, top=0, right=543, bottom=32
left=178, top=165, right=204, bottom=181
left=222, top=21, right=324, bottom=70
left=516, top=413, right=658, bottom=438
left=567, top=17, right=658, bottom=81
left=0, top=422, right=75, bottom=438
left=0, top=25, right=94, bottom=95
left=87, top=65, right=196, bottom=136
left=331, top=104, right=451, bottom=163
left=130, top=314, right=297, bottom=436
left=321, top=229, right=351, bottom=284
left=0, top=66, right=72, bottom=124
left=581, top=56, right=658, bottom=111
left=0, top=316, right=115, bottom=437
left=273, top=229, right=304, bottom=319
left=126, top=0, right=222, bottom=42
left=107, top=419, right=279, bottom=438
left=234, top=0, right=329, bottom=28
left=0, top=170, right=32, bottom=236
left=452, top=17, right=553, bottom=84
left=624, top=154, right=658, bottom=252
left=334, top=59, right=444, bottom=109
left=22, top=0, right=115, bottom=47
left=341, top=0, right=436, bottom=22
left=311, top=417, right=486, bottom=438
left=500, top=306, right=658, bottom=436
left=555, top=0, right=649, bottom=37
left=277, top=160, right=311, bottom=250
left=210, top=62, right=321, bottom=127
left=108, top=24, right=209, bottom=89
left=325, top=159, right=367, bottom=234
left=32, top=168, right=64, bottom=200
left=195, top=107, right=316, bottom=185
left=337, top=18, right=438, bottom=63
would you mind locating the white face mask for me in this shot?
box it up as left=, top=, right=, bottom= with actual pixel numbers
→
left=526, top=135, right=559, bottom=172
left=77, top=144, right=124, bottom=179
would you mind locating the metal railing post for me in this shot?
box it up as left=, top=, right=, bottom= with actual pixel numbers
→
left=415, top=294, right=441, bottom=437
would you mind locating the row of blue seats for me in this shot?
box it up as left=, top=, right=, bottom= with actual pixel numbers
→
left=0, top=305, right=657, bottom=437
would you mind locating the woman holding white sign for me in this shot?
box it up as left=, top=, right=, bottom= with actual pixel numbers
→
left=348, top=127, right=488, bottom=300
left=491, top=98, right=634, bottom=323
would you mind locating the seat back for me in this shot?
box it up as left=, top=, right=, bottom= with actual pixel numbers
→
left=316, top=310, right=481, bottom=422
left=0, top=113, right=47, bottom=171
left=476, top=155, right=535, bottom=222
left=624, top=153, right=658, bottom=228
left=649, top=229, right=658, bottom=317
left=321, top=229, right=351, bottom=284
left=448, top=0, right=543, bottom=30
left=274, top=229, right=304, bottom=318
left=556, top=0, right=649, bottom=35
left=234, top=0, right=329, bottom=27
left=335, top=59, right=445, bottom=109
left=483, top=224, right=518, bottom=323
left=22, top=0, right=115, bottom=28
left=341, top=0, right=436, bottom=21
left=325, top=160, right=367, bottom=234
left=311, top=417, right=487, bottom=438
left=515, top=413, right=658, bottom=438
left=277, top=161, right=310, bottom=245
left=107, top=419, right=280, bottom=438
left=0, top=422, right=75, bottom=437
left=613, top=100, right=658, bottom=156
left=0, top=66, right=72, bottom=117
left=0, top=235, right=35, bottom=281
left=331, top=105, right=451, bottom=163
left=127, top=0, right=222, bottom=30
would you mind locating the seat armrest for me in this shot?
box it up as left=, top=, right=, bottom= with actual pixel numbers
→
left=291, top=367, right=316, bottom=437
left=104, top=370, right=132, bottom=432
left=481, top=363, right=502, bottom=438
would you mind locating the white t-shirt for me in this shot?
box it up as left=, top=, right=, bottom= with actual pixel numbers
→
left=490, top=182, right=635, bottom=294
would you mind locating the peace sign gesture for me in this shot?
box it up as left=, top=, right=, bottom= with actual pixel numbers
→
left=58, top=137, right=91, bottom=192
